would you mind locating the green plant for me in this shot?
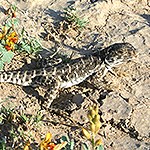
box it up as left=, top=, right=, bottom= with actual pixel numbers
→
left=60, top=135, right=75, bottom=150
left=0, top=44, right=14, bottom=70
left=0, top=105, right=15, bottom=123
left=33, top=111, right=43, bottom=123
left=19, top=114, right=30, bottom=123
left=64, top=6, right=88, bottom=30
left=24, top=132, right=67, bottom=150
left=17, top=27, right=42, bottom=54
left=0, top=3, right=42, bottom=70
left=0, top=138, right=6, bottom=150
left=0, top=4, right=19, bottom=69
left=0, top=105, right=20, bottom=148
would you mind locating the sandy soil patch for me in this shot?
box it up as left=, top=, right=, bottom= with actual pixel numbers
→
left=0, top=0, right=149, bottom=149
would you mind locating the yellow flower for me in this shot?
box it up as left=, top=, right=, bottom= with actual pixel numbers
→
left=40, top=132, right=67, bottom=150
left=53, top=142, right=67, bottom=150
left=92, top=114, right=100, bottom=124
left=24, top=140, right=32, bottom=150
left=92, top=114, right=101, bottom=134
left=0, top=32, right=3, bottom=40
left=90, top=122, right=96, bottom=134
left=40, top=132, right=52, bottom=150
left=5, top=40, right=15, bottom=51
left=95, top=139, right=103, bottom=146
left=82, top=128, right=91, bottom=139
left=0, top=25, right=18, bottom=51
left=95, top=121, right=101, bottom=134
left=90, top=109, right=97, bottom=118
left=7, top=31, right=18, bottom=43
left=88, top=105, right=99, bottom=120
left=10, top=31, right=17, bottom=37
left=0, top=26, right=7, bottom=39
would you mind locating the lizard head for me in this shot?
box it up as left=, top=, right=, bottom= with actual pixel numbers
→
left=103, top=43, right=137, bottom=67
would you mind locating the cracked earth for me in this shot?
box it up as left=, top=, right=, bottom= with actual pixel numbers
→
left=0, top=0, right=150, bottom=149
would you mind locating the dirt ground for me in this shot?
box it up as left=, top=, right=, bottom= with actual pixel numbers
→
left=0, top=0, right=150, bottom=150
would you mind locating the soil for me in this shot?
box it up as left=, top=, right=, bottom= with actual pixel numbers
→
left=0, top=0, right=150, bottom=150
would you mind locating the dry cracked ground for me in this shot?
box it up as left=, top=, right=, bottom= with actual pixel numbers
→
left=0, top=0, right=150, bottom=150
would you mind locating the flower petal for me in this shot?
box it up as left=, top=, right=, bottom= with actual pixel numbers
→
left=24, top=140, right=32, bottom=150
left=82, top=128, right=91, bottom=139
left=53, top=142, right=67, bottom=150
left=45, top=132, right=52, bottom=143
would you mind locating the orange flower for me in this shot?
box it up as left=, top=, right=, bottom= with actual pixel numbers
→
left=7, top=36, right=18, bottom=44
left=4, top=31, right=18, bottom=51
left=5, top=40, right=15, bottom=51
left=48, top=143, right=56, bottom=150
left=12, top=37, right=18, bottom=43
left=7, top=31, right=18, bottom=42
left=5, top=45, right=12, bottom=51
left=40, top=133, right=67, bottom=150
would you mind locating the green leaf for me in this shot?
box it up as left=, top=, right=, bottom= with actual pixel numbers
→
left=23, top=45, right=31, bottom=53
left=70, top=139, right=75, bottom=150
left=17, top=38, right=42, bottom=54
left=0, top=60, right=4, bottom=70
left=61, top=135, right=70, bottom=143
left=0, top=44, right=5, bottom=51
left=5, top=18, right=19, bottom=28
left=1, top=51, right=14, bottom=63
left=0, top=39, right=6, bottom=46
left=20, top=114, right=28, bottom=123
left=12, top=5, right=17, bottom=11
left=0, top=46, right=14, bottom=70
left=96, top=145, right=104, bottom=150
left=21, top=27, right=25, bottom=36
left=5, top=20, right=12, bottom=28
left=13, top=18, right=19, bottom=26
left=61, top=135, right=75, bottom=150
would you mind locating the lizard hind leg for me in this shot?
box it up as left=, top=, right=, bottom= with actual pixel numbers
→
left=43, top=87, right=60, bottom=109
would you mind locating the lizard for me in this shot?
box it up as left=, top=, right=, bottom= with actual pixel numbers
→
left=0, top=43, right=137, bottom=108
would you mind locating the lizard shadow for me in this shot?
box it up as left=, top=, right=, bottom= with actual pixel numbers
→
left=22, top=86, right=45, bottom=106
left=0, top=5, right=5, bottom=13
left=140, top=14, right=150, bottom=26
left=50, top=75, right=111, bottom=113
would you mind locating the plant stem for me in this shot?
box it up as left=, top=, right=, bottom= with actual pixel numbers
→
left=91, top=137, right=95, bottom=150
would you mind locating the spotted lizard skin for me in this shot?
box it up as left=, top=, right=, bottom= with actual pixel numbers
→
left=0, top=43, right=137, bottom=108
